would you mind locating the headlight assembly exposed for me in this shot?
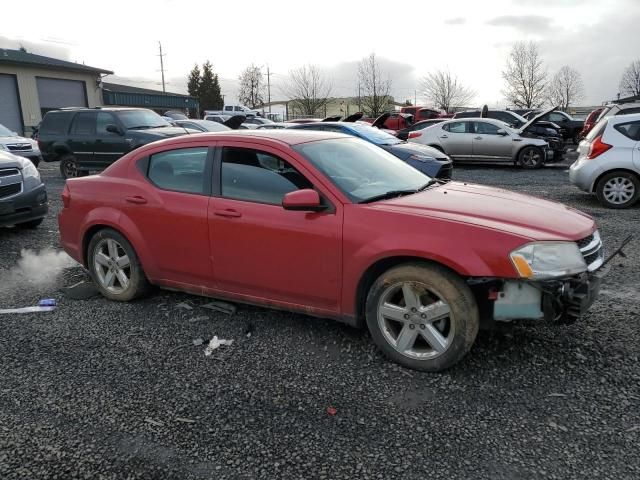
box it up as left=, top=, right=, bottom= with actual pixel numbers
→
left=22, top=160, right=40, bottom=181
left=510, top=242, right=586, bottom=280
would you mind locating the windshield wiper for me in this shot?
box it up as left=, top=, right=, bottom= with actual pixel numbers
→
left=360, top=189, right=419, bottom=204
left=127, top=125, right=154, bottom=130
left=417, top=179, right=440, bottom=191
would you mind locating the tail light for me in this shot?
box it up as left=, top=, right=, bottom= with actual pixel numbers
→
left=586, top=135, right=612, bottom=159
left=408, top=131, right=422, bottom=139
left=61, top=183, right=71, bottom=208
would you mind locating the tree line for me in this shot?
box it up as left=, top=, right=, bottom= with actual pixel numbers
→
left=187, top=46, right=640, bottom=118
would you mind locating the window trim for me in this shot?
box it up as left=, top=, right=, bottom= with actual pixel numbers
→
left=142, top=146, right=214, bottom=197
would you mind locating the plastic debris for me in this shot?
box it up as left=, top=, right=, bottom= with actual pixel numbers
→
left=175, top=417, right=196, bottom=424
left=192, top=338, right=204, bottom=346
left=326, top=406, right=338, bottom=416
left=0, top=299, right=56, bottom=314
left=204, top=336, right=234, bottom=356
left=144, top=418, right=164, bottom=427
left=201, top=301, right=236, bottom=315
left=62, top=281, right=99, bottom=300
left=176, top=302, right=193, bottom=310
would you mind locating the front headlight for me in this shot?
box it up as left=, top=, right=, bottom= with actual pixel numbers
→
left=409, top=154, right=436, bottom=162
left=22, top=160, right=40, bottom=181
left=510, top=242, right=586, bottom=280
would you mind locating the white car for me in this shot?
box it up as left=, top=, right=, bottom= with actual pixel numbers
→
left=0, top=124, right=42, bottom=167
left=569, top=113, right=640, bottom=208
left=409, top=117, right=553, bottom=168
left=596, top=102, right=640, bottom=123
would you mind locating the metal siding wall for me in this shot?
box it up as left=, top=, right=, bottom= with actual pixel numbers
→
left=0, top=74, right=23, bottom=135
left=103, top=91, right=198, bottom=109
left=0, top=65, right=102, bottom=131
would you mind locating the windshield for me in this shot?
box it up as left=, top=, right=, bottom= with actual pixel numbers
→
left=0, top=124, right=15, bottom=136
left=196, top=120, right=229, bottom=132
left=294, top=137, right=430, bottom=203
left=348, top=123, right=402, bottom=145
left=117, top=110, right=170, bottom=129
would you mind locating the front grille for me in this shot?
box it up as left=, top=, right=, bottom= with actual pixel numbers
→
left=0, top=183, right=21, bottom=199
left=0, top=168, right=20, bottom=177
left=6, top=143, right=32, bottom=152
left=577, top=231, right=603, bottom=271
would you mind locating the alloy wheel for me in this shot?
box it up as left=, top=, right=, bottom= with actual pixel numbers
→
left=603, top=176, right=635, bottom=205
left=521, top=149, right=541, bottom=167
left=377, top=281, right=454, bottom=360
left=63, top=159, right=78, bottom=178
left=93, top=238, right=131, bottom=294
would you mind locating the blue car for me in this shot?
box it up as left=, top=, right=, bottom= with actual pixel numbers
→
left=288, top=121, right=453, bottom=179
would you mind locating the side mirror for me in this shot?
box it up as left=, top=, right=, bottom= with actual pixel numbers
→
left=282, top=189, right=325, bottom=212
left=496, top=129, right=508, bottom=136
left=106, top=124, right=123, bottom=135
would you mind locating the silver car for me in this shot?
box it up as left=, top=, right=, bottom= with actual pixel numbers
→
left=569, top=113, right=640, bottom=208
left=409, top=117, right=552, bottom=168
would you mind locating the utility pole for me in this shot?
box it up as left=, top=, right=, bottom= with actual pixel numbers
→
left=358, top=82, right=361, bottom=111
left=158, top=41, right=166, bottom=93
left=414, top=90, right=417, bottom=106
left=266, top=65, right=272, bottom=113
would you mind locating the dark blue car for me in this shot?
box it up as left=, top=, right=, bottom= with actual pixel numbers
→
left=288, top=122, right=452, bottom=179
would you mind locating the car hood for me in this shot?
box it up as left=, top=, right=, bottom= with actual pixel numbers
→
left=0, top=135, right=33, bottom=144
left=371, top=181, right=595, bottom=241
left=519, top=106, right=557, bottom=133
left=129, top=126, right=194, bottom=138
left=387, top=142, right=449, bottom=160
left=0, top=150, right=26, bottom=169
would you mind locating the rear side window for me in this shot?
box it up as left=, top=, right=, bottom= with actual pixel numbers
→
left=221, top=147, right=312, bottom=204
left=443, top=121, right=467, bottom=133
left=614, top=121, right=640, bottom=141
left=39, top=112, right=72, bottom=135
left=148, top=147, right=209, bottom=194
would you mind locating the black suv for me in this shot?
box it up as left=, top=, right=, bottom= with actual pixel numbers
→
left=523, top=110, right=584, bottom=144
left=38, top=108, right=196, bottom=178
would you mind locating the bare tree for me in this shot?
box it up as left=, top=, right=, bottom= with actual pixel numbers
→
left=238, top=64, right=265, bottom=108
left=282, top=65, right=333, bottom=116
left=357, top=53, right=392, bottom=116
left=502, top=41, right=548, bottom=108
left=547, top=66, right=584, bottom=110
left=420, top=69, right=475, bottom=113
left=619, top=59, right=640, bottom=97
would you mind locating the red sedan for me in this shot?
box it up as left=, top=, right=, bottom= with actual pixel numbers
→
left=59, top=130, right=605, bottom=371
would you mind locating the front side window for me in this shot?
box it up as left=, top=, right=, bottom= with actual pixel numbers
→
left=614, top=121, right=640, bottom=141
left=71, top=112, right=96, bottom=135
left=474, top=122, right=501, bottom=135
left=221, top=148, right=313, bottom=204
left=148, top=147, right=209, bottom=194
left=96, top=112, right=117, bottom=135
left=294, top=138, right=430, bottom=203
left=549, top=112, right=567, bottom=122
left=444, top=121, right=467, bottom=133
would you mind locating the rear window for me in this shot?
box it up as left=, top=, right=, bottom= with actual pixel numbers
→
left=618, top=107, right=640, bottom=116
left=586, top=119, right=608, bottom=141
left=614, top=121, right=640, bottom=141
left=39, top=111, right=72, bottom=135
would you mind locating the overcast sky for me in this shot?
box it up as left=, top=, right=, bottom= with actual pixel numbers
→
left=2, top=0, right=639, bottom=108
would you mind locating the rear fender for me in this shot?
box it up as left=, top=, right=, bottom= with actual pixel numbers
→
left=81, top=208, right=161, bottom=280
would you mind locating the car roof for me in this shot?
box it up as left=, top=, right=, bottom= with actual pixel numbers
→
left=606, top=112, right=640, bottom=123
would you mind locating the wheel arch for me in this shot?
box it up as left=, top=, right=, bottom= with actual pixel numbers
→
left=590, top=168, right=640, bottom=193
left=353, top=256, right=465, bottom=328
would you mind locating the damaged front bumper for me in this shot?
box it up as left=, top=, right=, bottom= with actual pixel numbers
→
left=492, top=267, right=607, bottom=324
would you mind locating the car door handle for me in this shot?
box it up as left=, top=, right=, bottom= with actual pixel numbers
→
left=439, top=135, right=448, bottom=139
left=125, top=195, right=147, bottom=204
left=214, top=209, right=242, bottom=218
left=474, top=136, right=482, bottom=140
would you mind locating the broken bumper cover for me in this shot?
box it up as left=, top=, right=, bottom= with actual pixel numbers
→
left=493, top=267, right=607, bottom=323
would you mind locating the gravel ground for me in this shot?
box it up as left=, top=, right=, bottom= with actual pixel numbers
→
left=1, top=155, right=639, bottom=480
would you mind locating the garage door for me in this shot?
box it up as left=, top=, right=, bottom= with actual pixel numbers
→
left=0, top=74, right=23, bottom=135
left=36, top=77, right=87, bottom=116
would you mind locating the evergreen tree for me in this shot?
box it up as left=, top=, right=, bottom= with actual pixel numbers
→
left=199, top=61, right=224, bottom=114
left=187, top=64, right=201, bottom=97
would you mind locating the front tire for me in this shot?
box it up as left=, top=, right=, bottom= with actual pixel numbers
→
left=87, top=228, right=150, bottom=301
left=518, top=146, right=544, bottom=169
left=365, top=263, right=479, bottom=372
left=59, top=154, right=89, bottom=179
left=595, top=171, right=640, bottom=209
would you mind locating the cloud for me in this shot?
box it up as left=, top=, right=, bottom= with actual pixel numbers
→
left=445, top=17, right=466, bottom=25
left=0, top=36, right=71, bottom=61
left=486, top=15, right=553, bottom=33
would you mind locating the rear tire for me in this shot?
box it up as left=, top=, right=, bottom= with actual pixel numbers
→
left=518, top=146, right=544, bottom=169
left=60, top=154, right=79, bottom=179
left=87, top=228, right=151, bottom=301
left=365, top=262, right=479, bottom=372
left=595, top=171, right=640, bottom=209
